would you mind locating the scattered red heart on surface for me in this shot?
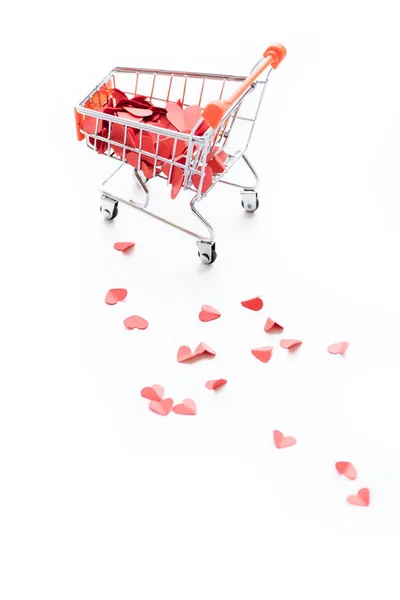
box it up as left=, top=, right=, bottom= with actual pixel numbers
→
left=328, top=341, right=349, bottom=355
left=347, top=488, right=370, bottom=507
left=279, top=339, right=302, bottom=350
left=264, top=317, right=284, bottom=332
left=273, top=430, right=297, bottom=449
left=123, top=315, right=149, bottom=330
left=241, top=297, right=263, bottom=311
left=251, top=346, right=273, bottom=363
left=105, top=288, right=128, bottom=305
left=149, top=398, right=174, bottom=416
left=173, top=399, right=197, bottom=415
left=199, top=305, right=221, bottom=322
left=177, top=343, right=216, bottom=362
left=205, top=379, right=227, bottom=390
left=141, top=385, right=164, bottom=402
left=114, top=242, right=135, bottom=252
left=335, top=461, right=357, bottom=480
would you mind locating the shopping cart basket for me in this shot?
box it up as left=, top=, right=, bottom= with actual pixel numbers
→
left=74, top=43, right=286, bottom=264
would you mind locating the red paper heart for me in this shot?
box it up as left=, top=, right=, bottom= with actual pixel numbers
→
left=264, top=317, right=284, bottom=332
left=205, top=379, right=227, bottom=390
left=141, top=385, right=164, bottom=402
left=170, top=167, right=184, bottom=199
left=279, top=339, right=302, bottom=350
left=123, top=315, right=148, bottom=330
left=172, top=399, right=197, bottom=415
left=166, top=102, right=202, bottom=132
left=125, top=107, right=153, bottom=118
left=177, top=346, right=194, bottom=362
left=149, top=398, right=173, bottom=416
left=194, top=342, right=216, bottom=357
left=335, top=461, right=357, bottom=480
left=114, top=242, right=135, bottom=252
left=273, top=430, right=297, bottom=449
left=192, top=166, right=213, bottom=193
left=347, top=488, right=370, bottom=507
left=251, top=347, right=273, bottom=363
left=241, top=297, right=263, bottom=311
left=199, top=305, right=221, bottom=322
left=105, top=288, right=127, bottom=305
left=328, top=341, right=349, bottom=355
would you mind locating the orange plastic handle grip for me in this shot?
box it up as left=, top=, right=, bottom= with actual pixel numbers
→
left=202, top=43, right=286, bottom=130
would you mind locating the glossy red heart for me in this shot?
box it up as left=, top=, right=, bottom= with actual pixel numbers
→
left=335, top=461, right=357, bottom=480
left=241, top=297, right=263, bottom=311
left=199, top=305, right=221, bottom=322
left=205, top=379, right=227, bottom=390
left=105, top=288, right=127, bottom=305
left=264, top=317, right=284, bottom=332
left=149, top=398, right=173, bottom=416
left=141, top=385, right=164, bottom=402
left=347, top=488, right=370, bottom=507
left=172, top=399, right=197, bottom=415
left=328, top=341, right=349, bottom=355
left=251, top=346, right=273, bottom=363
left=273, top=430, right=297, bottom=449
left=123, top=315, right=148, bottom=330
left=279, top=339, right=302, bottom=350
left=114, top=242, right=135, bottom=252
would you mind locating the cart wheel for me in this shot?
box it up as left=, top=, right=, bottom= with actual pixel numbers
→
left=100, top=196, right=119, bottom=220
left=241, top=189, right=259, bottom=213
left=197, top=241, right=217, bottom=265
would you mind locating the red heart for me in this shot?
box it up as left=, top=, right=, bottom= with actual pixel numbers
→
left=328, top=341, right=349, bottom=355
left=199, top=305, right=221, bottom=322
left=241, top=297, right=263, bottom=311
left=114, top=242, right=135, bottom=252
left=123, top=315, right=148, bottom=330
left=264, top=317, right=284, bottom=332
left=125, top=107, right=153, bottom=117
left=149, top=398, right=173, bottom=416
left=177, top=346, right=194, bottom=362
left=205, top=379, right=227, bottom=390
left=141, top=385, right=164, bottom=402
left=251, top=347, right=273, bottom=363
left=279, top=339, right=302, bottom=350
left=192, top=166, right=213, bottom=194
left=347, top=488, right=370, bottom=507
left=105, top=288, right=127, bottom=305
left=173, top=399, right=197, bottom=415
left=273, top=430, right=297, bottom=449
left=170, top=167, right=184, bottom=199
left=194, top=342, right=216, bottom=357
left=166, top=102, right=202, bottom=132
left=335, top=461, right=357, bottom=480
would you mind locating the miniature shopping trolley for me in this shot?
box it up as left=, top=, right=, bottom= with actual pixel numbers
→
left=74, top=43, right=286, bottom=264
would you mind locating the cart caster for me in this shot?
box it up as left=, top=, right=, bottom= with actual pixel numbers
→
left=100, top=195, right=119, bottom=220
left=241, top=189, right=259, bottom=212
left=197, top=241, right=217, bottom=264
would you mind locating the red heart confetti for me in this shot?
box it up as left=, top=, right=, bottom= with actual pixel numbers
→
left=192, top=165, right=213, bottom=194
left=123, top=315, right=149, bottom=330
left=205, top=379, right=227, bottom=390
left=199, top=305, right=221, bottom=322
left=141, top=385, right=164, bottom=402
left=347, top=488, right=370, bottom=507
left=166, top=102, right=202, bottom=132
left=172, top=399, right=197, bottom=415
left=177, top=343, right=216, bottom=362
left=335, top=461, right=357, bottom=480
left=273, top=430, right=297, bottom=449
left=149, top=398, right=174, bottom=416
left=105, top=288, right=127, bottom=305
left=328, top=341, right=349, bottom=355
left=241, top=297, right=263, bottom=311
left=279, top=339, right=302, bottom=350
left=194, top=342, right=216, bottom=357
left=251, top=346, right=273, bottom=363
left=264, top=317, right=284, bottom=332
left=114, top=242, right=135, bottom=252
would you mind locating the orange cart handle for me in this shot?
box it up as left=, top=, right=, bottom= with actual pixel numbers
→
left=202, top=43, right=286, bottom=130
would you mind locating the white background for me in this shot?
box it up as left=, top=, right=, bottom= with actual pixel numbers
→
left=2, top=1, right=400, bottom=598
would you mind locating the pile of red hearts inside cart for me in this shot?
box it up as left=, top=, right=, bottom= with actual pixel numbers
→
left=81, top=88, right=228, bottom=199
